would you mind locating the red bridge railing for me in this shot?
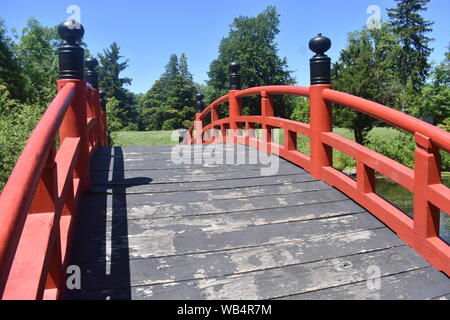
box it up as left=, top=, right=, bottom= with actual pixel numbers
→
left=187, top=35, right=450, bottom=277
left=0, top=22, right=107, bottom=299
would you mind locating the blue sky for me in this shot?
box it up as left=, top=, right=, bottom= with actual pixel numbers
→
left=1, top=0, right=449, bottom=94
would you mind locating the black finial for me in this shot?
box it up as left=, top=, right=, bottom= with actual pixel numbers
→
left=58, top=20, right=84, bottom=45
left=58, top=21, right=85, bottom=80
left=195, top=93, right=205, bottom=113
left=309, top=34, right=332, bottom=85
left=85, top=57, right=99, bottom=89
left=99, top=90, right=107, bottom=111
left=229, top=61, right=241, bottom=90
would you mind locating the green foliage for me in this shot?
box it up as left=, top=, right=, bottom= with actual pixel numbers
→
left=414, top=46, right=450, bottom=124
left=0, top=86, right=42, bottom=191
left=438, top=118, right=450, bottom=132
left=14, top=18, right=59, bottom=107
left=207, top=6, right=295, bottom=118
left=140, top=53, right=196, bottom=130
left=105, top=96, right=126, bottom=132
left=366, top=127, right=450, bottom=170
left=387, top=0, right=434, bottom=91
left=0, top=19, right=26, bottom=100
left=332, top=23, right=403, bottom=145
left=290, top=97, right=309, bottom=123
left=366, top=128, right=416, bottom=168
left=98, top=42, right=137, bottom=130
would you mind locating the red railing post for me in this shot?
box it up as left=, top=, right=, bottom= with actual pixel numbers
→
left=229, top=62, right=242, bottom=143
left=413, top=133, right=441, bottom=252
left=261, top=91, right=274, bottom=147
left=100, top=91, right=108, bottom=146
left=58, top=23, right=90, bottom=192
left=309, top=34, right=333, bottom=179
left=85, top=58, right=104, bottom=148
left=194, top=93, right=205, bottom=144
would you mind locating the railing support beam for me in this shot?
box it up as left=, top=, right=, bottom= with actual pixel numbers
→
left=413, top=133, right=441, bottom=250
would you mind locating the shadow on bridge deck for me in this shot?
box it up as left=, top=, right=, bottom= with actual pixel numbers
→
left=64, top=145, right=450, bottom=300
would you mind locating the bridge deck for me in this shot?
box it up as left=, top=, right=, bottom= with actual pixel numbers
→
left=65, top=145, right=450, bottom=300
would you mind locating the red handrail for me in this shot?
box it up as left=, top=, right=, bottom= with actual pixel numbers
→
left=188, top=84, right=450, bottom=276
left=0, top=78, right=107, bottom=299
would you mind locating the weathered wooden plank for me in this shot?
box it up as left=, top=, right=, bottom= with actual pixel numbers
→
left=65, top=145, right=450, bottom=300
left=75, top=199, right=365, bottom=241
left=78, top=188, right=350, bottom=219
left=68, top=228, right=403, bottom=293
left=87, top=173, right=314, bottom=194
left=70, top=213, right=384, bottom=264
left=280, top=267, right=450, bottom=300
left=89, top=164, right=302, bottom=185
left=82, top=180, right=331, bottom=209
left=65, top=246, right=430, bottom=300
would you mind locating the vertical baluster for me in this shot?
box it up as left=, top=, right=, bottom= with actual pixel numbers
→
left=284, top=129, right=297, bottom=151
left=356, top=161, right=375, bottom=193
left=309, top=34, right=333, bottom=178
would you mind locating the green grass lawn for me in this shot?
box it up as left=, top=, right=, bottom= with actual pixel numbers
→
left=110, top=130, right=178, bottom=146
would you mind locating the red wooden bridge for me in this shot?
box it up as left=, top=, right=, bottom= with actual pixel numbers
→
left=0, top=22, right=449, bottom=300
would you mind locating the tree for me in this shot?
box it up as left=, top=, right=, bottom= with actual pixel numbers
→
left=207, top=6, right=295, bottom=118
left=97, top=42, right=136, bottom=130
left=14, top=18, right=59, bottom=108
left=140, top=53, right=196, bottom=130
left=415, top=45, right=450, bottom=124
left=179, top=53, right=192, bottom=80
left=387, top=0, right=434, bottom=91
left=0, top=19, right=26, bottom=101
left=331, top=23, right=403, bottom=145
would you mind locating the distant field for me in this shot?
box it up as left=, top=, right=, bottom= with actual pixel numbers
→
left=110, top=127, right=354, bottom=147
left=110, top=130, right=178, bottom=146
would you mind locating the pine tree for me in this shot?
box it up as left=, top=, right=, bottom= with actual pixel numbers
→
left=179, top=53, right=192, bottom=81
left=387, top=0, right=434, bottom=91
left=97, top=42, right=135, bottom=129
left=140, top=54, right=196, bottom=130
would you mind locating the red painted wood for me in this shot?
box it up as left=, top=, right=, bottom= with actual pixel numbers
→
left=356, top=161, right=376, bottom=194
left=59, top=80, right=90, bottom=192
left=322, top=89, right=450, bottom=153
left=0, top=75, right=107, bottom=299
left=321, top=132, right=415, bottom=192
left=309, top=85, right=333, bottom=179
left=190, top=84, right=450, bottom=276
left=284, top=128, right=297, bottom=151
